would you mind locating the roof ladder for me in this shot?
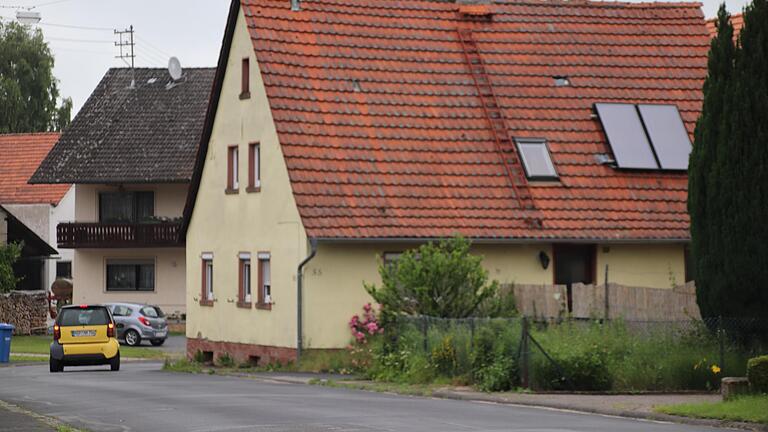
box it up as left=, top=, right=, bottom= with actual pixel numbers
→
left=457, top=27, right=536, bottom=212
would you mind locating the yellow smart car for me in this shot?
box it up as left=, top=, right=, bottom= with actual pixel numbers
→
left=50, top=304, right=120, bottom=372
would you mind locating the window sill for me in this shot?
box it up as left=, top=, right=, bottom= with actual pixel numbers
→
left=199, top=299, right=214, bottom=307
left=255, top=303, right=272, bottom=311
left=225, top=188, right=239, bottom=195
left=239, top=92, right=251, bottom=100
left=236, top=301, right=252, bottom=309
left=246, top=186, right=261, bottom=193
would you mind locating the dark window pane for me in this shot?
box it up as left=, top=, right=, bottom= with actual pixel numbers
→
left=594, top=103, right=659, bottom=170
left=106, top=260, right=154, bottom=292
left=135, top=192, right=155, bottom=222
left=56, top=261, right=72, bottom=279
left=99, top=192, right=134, bottom=222
left=58, top=307, right=109, bottom=326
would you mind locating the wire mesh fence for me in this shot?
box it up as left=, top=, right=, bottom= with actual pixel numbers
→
left=384, top=315, right=768, bottom=391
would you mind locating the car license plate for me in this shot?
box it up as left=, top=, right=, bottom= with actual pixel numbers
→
left=71, top=330, right=96, bottom=337
left=155, top=331, right=166, bottom=338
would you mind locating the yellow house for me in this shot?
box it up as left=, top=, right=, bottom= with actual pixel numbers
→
left=181, top=0, right=708, bottom=364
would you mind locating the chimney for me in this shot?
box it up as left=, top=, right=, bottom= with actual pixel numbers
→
left=291, top=0, right=300, bottom=11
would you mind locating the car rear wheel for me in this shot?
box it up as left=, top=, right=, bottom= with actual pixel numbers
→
left=110, top=353, right=120, bottom=371
left=49, top=357, right=63, bottom=373
left=150, top=339, right=165, bottom=346
left=124, top=329, right=141, bottom=346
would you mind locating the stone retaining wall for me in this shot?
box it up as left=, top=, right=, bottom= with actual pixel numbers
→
left=0, top=291, right=48, bottom=335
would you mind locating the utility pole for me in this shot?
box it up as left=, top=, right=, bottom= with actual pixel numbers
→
left=114, top=25, right=136, bottom=88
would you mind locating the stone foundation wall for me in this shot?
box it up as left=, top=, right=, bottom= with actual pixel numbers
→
left=0, top=291, right=48, bottom=335
left=187, top=337, right=297, bottom=366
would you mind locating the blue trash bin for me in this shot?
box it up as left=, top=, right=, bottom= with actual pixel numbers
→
left=0, top=323, right=15, bottom=363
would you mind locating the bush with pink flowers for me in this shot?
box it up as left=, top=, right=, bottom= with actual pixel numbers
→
left=348, top=303, right=384, bottom=344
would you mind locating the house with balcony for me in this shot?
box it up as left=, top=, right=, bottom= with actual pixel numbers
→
left=181, top=0, right=708, bottom=364
left=31, top=67, right=215, bottom=316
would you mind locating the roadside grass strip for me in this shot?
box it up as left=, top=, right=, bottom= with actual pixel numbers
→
left=10, top=335, right=167, bottom=359
left=0, top=400, right=87, bottom=432
left=655, top=395, right=768, bottom=424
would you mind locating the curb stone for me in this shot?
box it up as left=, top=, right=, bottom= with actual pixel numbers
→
left=432, top=390, right=768, bottom=432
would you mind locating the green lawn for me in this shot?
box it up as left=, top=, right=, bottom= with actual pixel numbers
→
left=656, top=395, right=768, bottom=424
left=10, top=335, right=166, bottom=359
left=9, top=354, right=47, bottom=363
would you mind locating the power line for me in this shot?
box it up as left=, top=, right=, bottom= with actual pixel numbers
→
left=38, top=21, right=112, bottom=31
left=135, top=35, right=172, bottom=58
left=46, top=36, right=113, bottom=43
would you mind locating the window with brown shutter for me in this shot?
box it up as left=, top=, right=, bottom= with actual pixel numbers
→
left=247, top=142, right=261, bottom=192
left=200, top=254, right=214, bottom=306
left=256, top=252, right=271, bottom=310
left=237, top=253, right=252, bottom=308
left=240, top=58, right=250, bottom=99
left=226, top=145, right=239, bottom=193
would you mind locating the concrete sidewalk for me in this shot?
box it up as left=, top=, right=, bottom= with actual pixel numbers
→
left=0, top=402, right=56, bottom=431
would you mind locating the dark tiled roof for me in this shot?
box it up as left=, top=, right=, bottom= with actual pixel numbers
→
left=0, top=133, right=70, bottom=205
left=31, top=67, right=215, bottom=184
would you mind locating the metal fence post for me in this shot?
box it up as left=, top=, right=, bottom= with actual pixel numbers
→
left=718, top=315, right=725, bottom=374
left=521, top=316, right=529, bottom=389
left=422, top=317, right=429, bottom=353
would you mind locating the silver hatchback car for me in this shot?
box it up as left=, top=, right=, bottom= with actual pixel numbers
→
left=105, top=303, right=169, bottom=347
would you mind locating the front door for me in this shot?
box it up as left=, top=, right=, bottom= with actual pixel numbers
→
left=553, top=245, right=596, bottom=312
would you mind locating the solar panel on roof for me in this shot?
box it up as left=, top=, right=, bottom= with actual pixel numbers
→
left=594, top=103, right=659, bottom=170
left=637, top=104, right=691, bottom=170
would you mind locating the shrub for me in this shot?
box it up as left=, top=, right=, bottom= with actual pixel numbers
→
left=536, top=347, right=612, bottom=391
left=748, top=355, right=768, bottom=393
left=471, top=321, right=519, bottom=392
left=431, top=335, right=457, bottom=376
left=193, top=349, right=207, bottom=364
left=365, top=236, right=502, bottom=318
left=0, top=242, right=22, bottom=294
left=217, top=352, right=235, bottom=368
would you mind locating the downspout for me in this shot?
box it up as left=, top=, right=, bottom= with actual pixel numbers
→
left=296, top=237, right=318, bottom=363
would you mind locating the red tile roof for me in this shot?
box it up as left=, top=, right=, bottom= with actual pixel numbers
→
left=706, top=13, right=743, bottom=39
left=227, top=0, right=709, bottom=240
left=0, top=133, right=71, bottom=205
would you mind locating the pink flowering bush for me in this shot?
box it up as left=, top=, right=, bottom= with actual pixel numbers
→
left=349, top=303, right=384, bottom=344
left=347, top=303, right=384, bottom=371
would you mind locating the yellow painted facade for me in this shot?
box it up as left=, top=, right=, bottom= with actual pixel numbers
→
left=185, top=8, right=307, bottom=348
left=71, top=183, right=188, bottom=314
left=184, top=8, right=688, bottom=352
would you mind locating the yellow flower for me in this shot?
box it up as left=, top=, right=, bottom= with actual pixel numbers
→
left=711, top=365, right=721, bottom=374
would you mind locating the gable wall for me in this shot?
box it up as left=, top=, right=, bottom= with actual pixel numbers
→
left=185, top=6, right=307, bottom=348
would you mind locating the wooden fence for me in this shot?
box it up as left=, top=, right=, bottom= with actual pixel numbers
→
left=508, top=281, right=700, bottom=321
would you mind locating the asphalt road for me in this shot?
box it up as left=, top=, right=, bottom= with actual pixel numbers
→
left=0, top=362, right=729, bottom=432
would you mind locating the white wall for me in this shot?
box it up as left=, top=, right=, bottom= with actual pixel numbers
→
left=48, top=185, right=75, bottom=285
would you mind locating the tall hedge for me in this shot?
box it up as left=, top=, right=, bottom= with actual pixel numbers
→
left=689, top=2, right=768, bottom=318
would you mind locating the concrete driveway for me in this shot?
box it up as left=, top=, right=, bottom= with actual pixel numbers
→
left=0, top=362, right=729, bottom=432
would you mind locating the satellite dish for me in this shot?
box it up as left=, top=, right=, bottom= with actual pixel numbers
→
left=168, top=57, right=183, bottom=81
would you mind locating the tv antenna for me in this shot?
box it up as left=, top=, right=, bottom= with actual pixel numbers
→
left=115, top=25, right=136, bottom=88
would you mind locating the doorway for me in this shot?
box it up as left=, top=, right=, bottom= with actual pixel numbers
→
left=553, top=244, right=596, bottom=312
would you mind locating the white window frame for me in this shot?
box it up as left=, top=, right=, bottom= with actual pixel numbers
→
left=515, top=138, right=558, bottom=180
left=204, top=259, right=214, bottom=300
left=251, top=143, right=261, bottom=188
left=242, top=259, right=251, bottom=303
left=231, top=147, right=239, bottom=190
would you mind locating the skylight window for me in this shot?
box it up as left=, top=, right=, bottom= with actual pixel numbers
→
left=515, top=138, right=558, bottom=180
left=594, top=103, right=691, bottom=171
left=553, top=76, right=571, bottom=87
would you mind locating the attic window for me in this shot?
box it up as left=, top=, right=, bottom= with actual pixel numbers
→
left=515, top=138, right=558, bottom=180
left=240, top=58, right=250, bottom=99
left=351, top=79, right=361, bottom=92
left=553, top=76, right=571, bottom=87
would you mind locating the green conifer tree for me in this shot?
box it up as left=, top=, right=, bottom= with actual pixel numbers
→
left=690, top=2, right=768, bottom=317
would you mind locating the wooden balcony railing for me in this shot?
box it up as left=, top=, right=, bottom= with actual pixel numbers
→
left=57, top=222, right=182, bottom=248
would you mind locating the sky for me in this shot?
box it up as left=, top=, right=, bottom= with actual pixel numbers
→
left=0, top=0, right=753, bottom=116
